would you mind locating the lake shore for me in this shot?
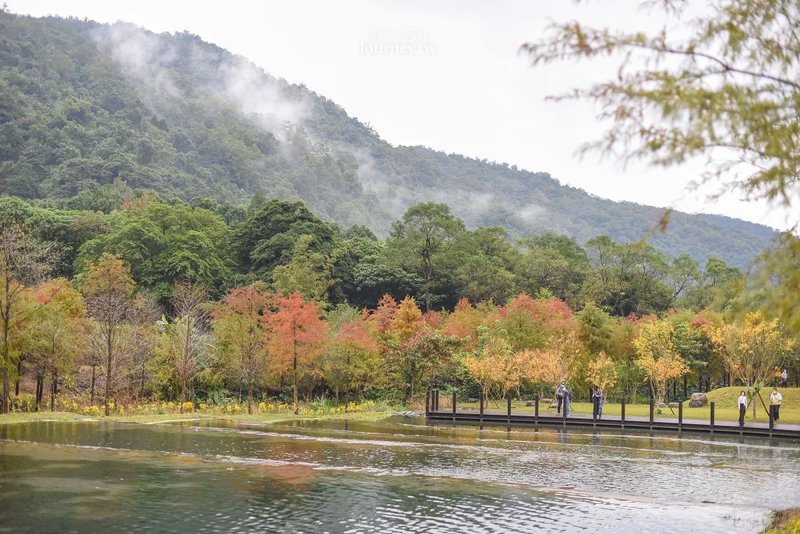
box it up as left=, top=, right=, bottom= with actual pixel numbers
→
left=764, top=508, right=800, bottom=533
left=0, top=407, right=403, bottom=426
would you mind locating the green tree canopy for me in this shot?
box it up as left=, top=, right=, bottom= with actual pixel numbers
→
left=234, top=199, right=336, bottom=278
left=75, top=198, right=232, bottom=299
left=387, top=202, right=465, bottom=311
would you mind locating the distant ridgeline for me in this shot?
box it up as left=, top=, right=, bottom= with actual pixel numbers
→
left=0, top=10, right=775, bottom=269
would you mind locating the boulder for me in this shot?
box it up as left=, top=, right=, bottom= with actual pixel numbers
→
left=689, top=392, right=708, bottom=408
left=668, top=402, right=679, bottom=409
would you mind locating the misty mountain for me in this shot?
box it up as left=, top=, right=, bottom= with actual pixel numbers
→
left=0, top=11, right=775, bottom=268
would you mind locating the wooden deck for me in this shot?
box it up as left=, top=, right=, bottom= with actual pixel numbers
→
left=425, top=390, right=800, bottom=440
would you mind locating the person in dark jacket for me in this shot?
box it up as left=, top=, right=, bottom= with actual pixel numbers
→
left=592, top=386, right=603, bottom=419
left=556, top=381, right=566, bottom=414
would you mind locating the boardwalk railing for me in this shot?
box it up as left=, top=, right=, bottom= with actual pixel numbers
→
left=424, top=389, right=800, bottom=439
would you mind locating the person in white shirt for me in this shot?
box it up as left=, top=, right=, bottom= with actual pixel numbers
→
left=770, top=387, right=783, bottom=422
left=781, top=369, right=788, bottom=388
left=738, top=391, right=748, bottom=428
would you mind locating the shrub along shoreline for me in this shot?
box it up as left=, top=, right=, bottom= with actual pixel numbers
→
left=0, top=400, right=403, bottom=426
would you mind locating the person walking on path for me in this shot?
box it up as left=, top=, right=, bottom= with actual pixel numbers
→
left=556, top=381, right=566, bottom=414
left=738, top=390, right=748, bottom=428
left=770, top=387, right=783, bottom=422
left=781, top=369, right=788, bottom=388
left=592, top=386, right=603, bottom=419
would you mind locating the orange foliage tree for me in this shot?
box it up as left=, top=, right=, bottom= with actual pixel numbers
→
left=368, top=294, right=398, bottom=344
left=386, top=296, right=455, bottom=400
left=322, top=314, right=380, bottom=404
left=214, top=284, right=270, bottom=414
left=500, top=294, right=575, bottom=351
left=265, top=292, right=327, bottom=413
left=442, top=298, right=500, bottom=350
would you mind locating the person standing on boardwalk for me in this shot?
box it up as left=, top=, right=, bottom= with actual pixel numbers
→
left=738, top=391, right=748, bottom=428
left=770, top=387, right=783, bottom=422
left=592, top=386, right=603, bottom=419
left=556, top=381, right=566, bottom=414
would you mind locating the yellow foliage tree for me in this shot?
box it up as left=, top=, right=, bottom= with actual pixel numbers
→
left=632, top=320, right=688, bottom=407
left=492, top=337, right=523, bottom=400
left=711, top=311, right=793, bottom=418
left=586, top=352, right=618, bottom=398
left=463, top=333, right=515, bottom=401
left=463, top=355, right=499, bottom=401
left=392, top=296, right=423, bottom=341
left=521, top=330, right=583, bottom=402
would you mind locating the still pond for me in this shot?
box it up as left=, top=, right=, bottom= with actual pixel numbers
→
left=1, top=416, right=799, bottom=533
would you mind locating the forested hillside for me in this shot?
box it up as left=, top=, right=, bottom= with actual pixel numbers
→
left=0, top=11, right=775, bottom=268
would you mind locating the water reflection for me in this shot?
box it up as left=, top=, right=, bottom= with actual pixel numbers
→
left=1, top=417, right=798, bottom=533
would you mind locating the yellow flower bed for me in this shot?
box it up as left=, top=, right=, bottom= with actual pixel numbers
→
left=46, top=397, right=383, bottom=418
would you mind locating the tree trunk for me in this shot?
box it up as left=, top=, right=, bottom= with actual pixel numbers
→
left=35, top=372, right=44, bottom=410
left=1, top=367, right=8, bottom=414
left=15, top=358, right=21, bottom=396
left=293, top=349, right=299, bottom=415
left=422, top=237, right=432, bottom=312
left=180, top=315, right=192, bottom=414
left=2, top=280, right=11, bottom=414
left=247, top=378, right=253, bottom=415
left=104, top=326, right=113, bottom=416
left=50, top=368, right=57, bottom=412
left=180, top=379, right=186, bottom=413
left=90, top=362, right=96, bottom=404
left=292, top=321, right=299, bottom=415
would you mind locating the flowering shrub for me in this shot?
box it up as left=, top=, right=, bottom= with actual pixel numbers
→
left=9, top=394, right=36, bottom=412
left=43, top=396, right=384, bottom=417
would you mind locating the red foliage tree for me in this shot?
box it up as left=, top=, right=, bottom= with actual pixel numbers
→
left=265, top=292, right=327, bottom=413
left=368, top=294, right=398, bottom=335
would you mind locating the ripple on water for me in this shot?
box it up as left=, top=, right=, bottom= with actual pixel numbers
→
left=1, top=419, right=798, bottom=533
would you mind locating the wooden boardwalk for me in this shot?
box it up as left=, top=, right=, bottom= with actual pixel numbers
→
left=425, top=390, right=800, bottom=440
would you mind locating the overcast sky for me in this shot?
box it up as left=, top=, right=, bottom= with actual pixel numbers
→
left=9, top=0, right=795, bottom=231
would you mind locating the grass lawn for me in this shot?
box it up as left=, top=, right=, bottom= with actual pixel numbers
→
left=0, top=406, right=402, bottom=427
left=764, top=508, right=800, bottom=534
left=448, top=387, right=800, bottom=425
